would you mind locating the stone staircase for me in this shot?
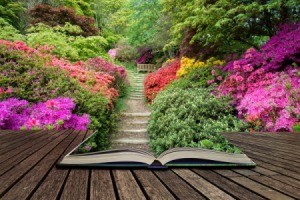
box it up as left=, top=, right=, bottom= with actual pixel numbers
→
left=112, top=72, right=150, bottom=151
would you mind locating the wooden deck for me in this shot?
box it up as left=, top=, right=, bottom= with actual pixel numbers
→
left=0, top=130, right=299, bottom=200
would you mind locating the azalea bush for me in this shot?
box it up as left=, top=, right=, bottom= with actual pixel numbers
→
left=87, top=57, right=128, bottom=97
left=218, top=22, right=300, bottom=132
left=0, top=98, right=90, bottom=130
left=176, top=57, right=225, bottom=77
left=144, top=59, right=180, bottom=102
left=148, top=88, right=247, bottom=156
left=0, top=39, right=120, bottom=149
left=137, top=47, right=154, bottom=64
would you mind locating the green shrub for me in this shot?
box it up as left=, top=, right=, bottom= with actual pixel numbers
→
left=0, top=18, right=25, bottom=41
left=168, top=65, right=226, bottom=90
left=27, top=23, right=108, bottom=61
left=148, top=87, right=248, bottom=156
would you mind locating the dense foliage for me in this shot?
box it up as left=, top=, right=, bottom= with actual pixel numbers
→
left=149, top=88, right=247, bottom=156
left=26, top=23, right=108, bottom=61
left=30, top=4, right=98, bottom=37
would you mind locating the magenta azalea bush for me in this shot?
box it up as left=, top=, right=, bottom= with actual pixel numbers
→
left=0, top=97, right=90, bottom=130
left=218, top=22, right=300, bottom=132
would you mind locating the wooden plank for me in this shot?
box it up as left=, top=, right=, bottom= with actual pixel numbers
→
left=154, top=170, right=204, bottom=200
left=232, top=169, right=300, bottom=198
left=90, top=170, right=116, bottom=200
left=0, top=130, right=57, bottom=165
left=0, top=130, right=15, bottom=136
left=0, top=130, right=70, bottom=196
left=229, top=176, right=293, bottom=200
left=0, top=130, right=61, bottom=175
left=224, top=133, right=300, bottom=157
left=30, top=131, right=88, bottom=200
left=0, top=130, right=33, bottom=142
left=250, top=166, right=300, bottom=188
left=173, top=169, right=234, bottom=200
left=113, top=170, right=146, bottom=200
left=0, top=131, right=41, bottom=150
left=193, top=169, right=265, bottom=200
left=224, top=137, right=300, bottom=164
left=60, top=169, right=89, bottom=200
left=226, top=139, right=300, bottom=169
left=0, top=130, right=78, bottom=199
left=133, top=170, right=175, bottom=200
left=224, top=133, right=300, bottom=153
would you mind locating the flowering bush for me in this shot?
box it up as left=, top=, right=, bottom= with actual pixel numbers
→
left=0, top=98, right=90, bottom=130
left=137, top=47, right=154, bottom=64
left=144, top=59, right=180, bottom=102
left=176, top=57, right=225, bottom=77
left=108, top=49, right=118, bottom=59
left=237, top=69, right=300, bottom=132
left=0, top=39, right=119, bottom=148
left=218, top=22, right=300, bottom=132
left=50, top=57, right=119, bottom=102
left=87, top=57, right=128, bottom=97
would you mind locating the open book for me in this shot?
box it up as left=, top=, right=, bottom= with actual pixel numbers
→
left=58, top=133, right=256, bottom=168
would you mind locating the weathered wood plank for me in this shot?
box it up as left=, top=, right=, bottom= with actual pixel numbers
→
left=113, top=170, right=146, bottom=200
left=225, top=169, right=300, bottom=199
left=250, top=158, right=300, bottom=181
left=133, top=170, right=175, bottom=200
left=0, top=130, right=57, bottom=165
left=224, top=133, right=300, bottom=157
left=90, top=170, right=116, bottom=200
left=193, top=169, right=265, bottom=200
left=0, top=130, right=42, bottom=149
left=250, top=166, right=300, bottom=189
left=229, top=176, right=293, bottom=200
left=173, top=169, right=234, bottom=200
left=224, top=133, right=300, bottom=153
left=0, top=130, right=61, bottom=175
left=30, top=131, right=88, bottom=200
left=224, top=138, right=300, bottom=164
left=0, top=130, right=33, bottom=143
left=0, top=130, right=78, bottom=200
left=60, top=169, right=89, bottom=200
left=0, top=130, right=70, bottom=196
left=154, top=170, right=204, bottom=200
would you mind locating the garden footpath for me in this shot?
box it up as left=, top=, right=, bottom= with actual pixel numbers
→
left=112, top=72, right=150, bottom=151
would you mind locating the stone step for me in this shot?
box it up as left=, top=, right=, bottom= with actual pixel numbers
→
left=119, top=121, right=148, bottom=129
left=113, top=132, right=148, bottom=140
left=118, top=129, right=147, bottom=134
left=112, top=138, right=149, bottom=144
left=130, top=94, right=144, bottom=98
left=111, top=143, right=150, bottom=151
left=130, top=94, right=144, bottom=97
left=129, top=97, right=144, bottom=100
left=122, top=112, right=150, bottom=116
left=121, top=112, right=150, bottom=121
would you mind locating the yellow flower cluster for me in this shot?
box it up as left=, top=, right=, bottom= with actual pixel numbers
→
left=176, top=57, right=225, bottom=77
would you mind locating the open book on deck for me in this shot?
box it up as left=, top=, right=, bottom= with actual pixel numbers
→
left=57, top=133, right=256, bottom=168
left=58, top=147, right=256, bottom=168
